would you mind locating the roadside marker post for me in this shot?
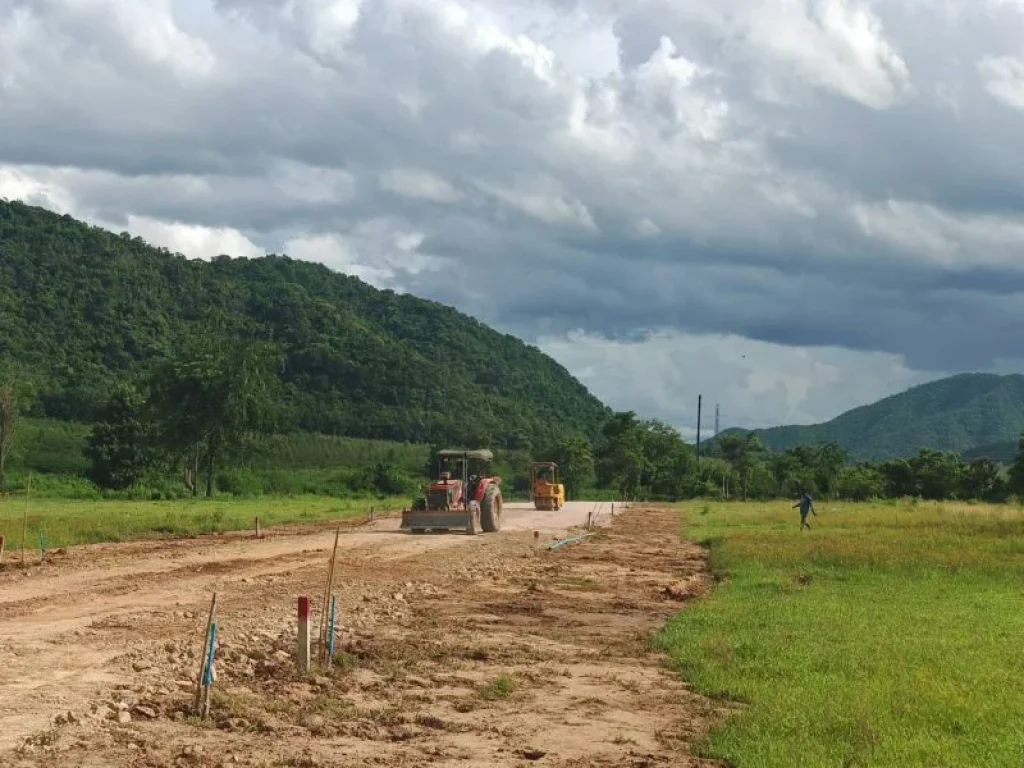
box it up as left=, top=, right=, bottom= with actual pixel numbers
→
left=326, top=595, right=338, bottom=670
left=0, top=535, right=5, bottom=564
left=297, top=596, right=311, bottom=673
left=193, top=593, right=219, bottom=715
left=318, top=526, right=341, bottom=665
left=255, top=516, right=261, bottom=539
left=39, top=530, right=46, bottom=562
left=200, top=622, right=218, bottom=719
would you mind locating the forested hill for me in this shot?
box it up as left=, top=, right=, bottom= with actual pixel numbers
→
left=0, top=199, right=611, bottom=447
left=722, top=373, right=1024, bottom=461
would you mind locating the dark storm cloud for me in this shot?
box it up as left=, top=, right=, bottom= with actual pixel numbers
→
left=3, top=0, right=1024, bottom=423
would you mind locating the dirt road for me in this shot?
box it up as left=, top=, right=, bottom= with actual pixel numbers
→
left=0, top=501, right=724, bottom=767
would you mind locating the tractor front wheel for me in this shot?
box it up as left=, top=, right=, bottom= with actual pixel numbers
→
left=481, top=485, right=502, bottom=532
left=466, top=501, right=482, bottom=535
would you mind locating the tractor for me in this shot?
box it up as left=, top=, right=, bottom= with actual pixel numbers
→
left=531, top=461, right=565, bottom=511
left=400, top=449, right=503, bottom=534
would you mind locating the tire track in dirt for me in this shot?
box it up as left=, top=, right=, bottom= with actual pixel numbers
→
left=0, top=503, right=598, bottom=751
left=1, top=504, right=727, bottom=766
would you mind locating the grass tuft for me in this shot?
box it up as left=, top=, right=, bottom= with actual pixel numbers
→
left=480, top=674, right=518, bottom=701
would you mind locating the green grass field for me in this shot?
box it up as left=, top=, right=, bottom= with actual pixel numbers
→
left=657, top=499, right=1024, bottom=768
left=0, top=494, right=406, bottom=552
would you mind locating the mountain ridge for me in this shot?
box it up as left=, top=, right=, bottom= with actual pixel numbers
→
left=0, top=199, right=612, bottom=447
left=721, top=373, right=1024, bottom=461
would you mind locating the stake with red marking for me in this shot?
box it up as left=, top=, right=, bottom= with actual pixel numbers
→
left=297, top=596, right=311, bottom=673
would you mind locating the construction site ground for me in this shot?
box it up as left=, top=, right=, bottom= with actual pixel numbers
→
left=0, top=501, right=726, bottom=768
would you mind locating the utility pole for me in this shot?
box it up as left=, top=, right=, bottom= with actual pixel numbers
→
left=696, top=394, right=702, bottom=465
left=715, top=403, right=720, bottom=436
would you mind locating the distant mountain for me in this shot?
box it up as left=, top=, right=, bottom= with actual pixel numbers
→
left=721, top=373, right=1024, bottom=461
left=0, top=199, right=612, bottom=447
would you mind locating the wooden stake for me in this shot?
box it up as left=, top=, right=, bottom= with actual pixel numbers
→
left=21, top=472, right=30, bottom=567
left=193, top=592, right=218, bottom=714
left=326, top=595, right=338, bottom=670
left=0, top=534, right=5, bottom=565
left=200, top=622, right=218, bottom=719
left=255, top=516, right=261, bottom=539
left=297, top=596, right=311, bottom=673
left=318, top=526, right=341, bottom=664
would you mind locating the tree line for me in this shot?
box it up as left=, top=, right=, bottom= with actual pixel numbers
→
left=537, top=414, right=1024, bottom=504
left=4, top=343, right=1024, bottom=503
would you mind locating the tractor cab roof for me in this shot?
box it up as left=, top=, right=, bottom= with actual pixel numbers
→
left=531, top=461, right=558, bottom=468
left=437, top=449, right=493, bottom=461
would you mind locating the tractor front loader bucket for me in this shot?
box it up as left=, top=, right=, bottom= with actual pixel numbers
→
left=400, top=504, right=479, bottom=535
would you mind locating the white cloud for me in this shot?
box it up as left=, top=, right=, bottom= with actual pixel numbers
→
left=379, top=168, right=463, bottom=203
left=852, top=199, right=1024, bottom=268
left=634, top=0, right=910, bottom=108
left=979, top=54, right=1024, bottom=109
left=0, top=166, right=77, bottom=213
left=474, top=177, right=598, bottom=229
left=538, top=330, right=939, bottom=434
left=284, top=232, right=393, bottom=285
left=121, top=216, right=262, bottom=260
left=284, top=219, right=450, bottom=289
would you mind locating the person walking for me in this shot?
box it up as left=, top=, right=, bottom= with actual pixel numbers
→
left=793, top=492, right=816, bottom=530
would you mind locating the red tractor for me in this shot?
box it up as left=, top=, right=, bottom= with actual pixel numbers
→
left=401, top=449, right=503, bottom=535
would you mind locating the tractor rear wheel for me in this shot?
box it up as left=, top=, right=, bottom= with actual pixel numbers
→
left=481, top=485, right=502, bottom=532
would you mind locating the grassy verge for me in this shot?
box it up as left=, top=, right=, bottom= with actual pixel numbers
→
left=656, top=500, right=1024, bottom=767
left=0, top=495, right=406, bottom=551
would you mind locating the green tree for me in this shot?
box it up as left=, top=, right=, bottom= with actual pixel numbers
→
left=639, top=420, right=694, bottom=499
left=771, top=445, right=820, bottom=497
left=350, top=462, right=413, bottom=496
left=879, top=458, right=917, bottom=498
left=718, top=434, right=769, bottom=500
left=961, top=457, right=1003, bottom=501
left=554, top=436, right=595, bottom=500
left=596, top=412, right=644, bottom=500
left=84, top=383, right=157, bottom=490
left=815, top=443, right=847, bottom=499
left=691, top=457, right=734, bottom=498
left=910, top=449, right=963, bottom=500
left=1009, top=434, right=1024, bottom=497
left=0, top=376, right=16, bottom=493
left=837, top=464, right=884, bottom=501
left=150, top=330, right=282, bottom=497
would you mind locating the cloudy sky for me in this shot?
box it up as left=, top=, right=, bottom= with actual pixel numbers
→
left=3, top=0, right=1024, bottom=437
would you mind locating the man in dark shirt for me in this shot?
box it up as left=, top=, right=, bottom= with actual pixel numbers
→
left=793, top=493, right=816, bottom=530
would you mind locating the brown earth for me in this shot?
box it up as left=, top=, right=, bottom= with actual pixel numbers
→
left=0, top=503, right=725, bottom=767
